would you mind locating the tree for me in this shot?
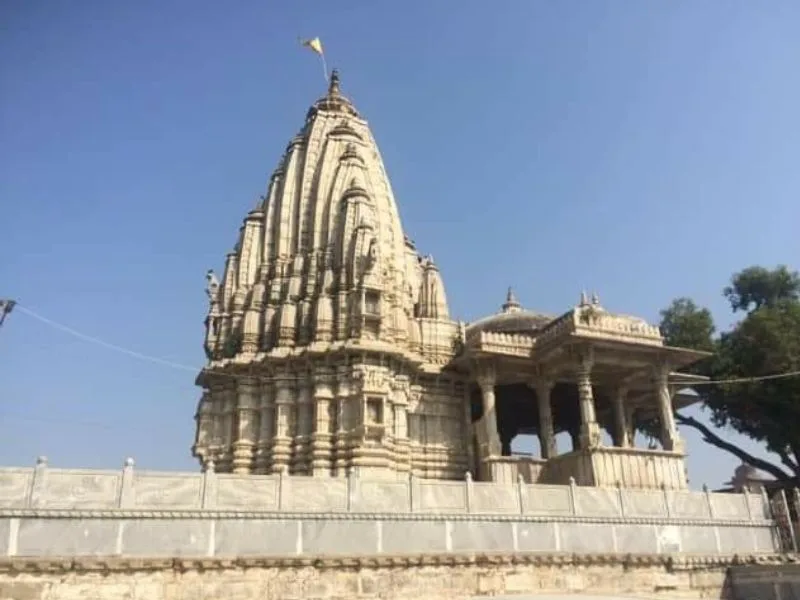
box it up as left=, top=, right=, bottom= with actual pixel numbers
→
left=660, top=265, right=800, bottom=484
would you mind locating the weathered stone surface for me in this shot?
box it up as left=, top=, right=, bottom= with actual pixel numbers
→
left=3, top=553, right=794, bottom=599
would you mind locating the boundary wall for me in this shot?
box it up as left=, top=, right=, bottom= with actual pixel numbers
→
left=0, top=459, right=780, bottom=558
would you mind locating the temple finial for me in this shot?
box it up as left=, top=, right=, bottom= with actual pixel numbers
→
left=329, top=69, right=341, bottom=96
left=502, top=287, right=521, bottom=312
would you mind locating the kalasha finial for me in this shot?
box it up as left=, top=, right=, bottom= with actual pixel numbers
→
left=502, top=287, right=521, bottom=312
left=328, top=69, right=341, bottom=96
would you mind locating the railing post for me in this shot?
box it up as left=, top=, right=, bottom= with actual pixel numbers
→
left=761, top=487, right=772, bottom=520
left=778, top=489, right=798, bottom=553
left=464, top=471, right=473, bottom=514
left=616, top=481, right=626, bottom=517
left=347, top=468, right=358, bottom=512
left=568, top=477, right=578, bottom=515
left=703, top=484, right=716, bottom=518
left=278, top=465, right=289, bottom=510
left=26, top=456, right=48, bottom=508
left=517, top=474, right=526, bottom=514
left=662, top=483, right=671, bottom=518
left=743, top=486, right=753, bottom=522
left=408, top=472, right=416, bottom=513
left=201, top=458, right=216, bottom=509
left=118, top=457, right=135, bottom=508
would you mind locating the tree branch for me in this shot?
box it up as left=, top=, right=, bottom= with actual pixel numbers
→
left=675, top=412, right=795, bottom=483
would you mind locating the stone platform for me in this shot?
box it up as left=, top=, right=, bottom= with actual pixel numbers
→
left=1, top=553, right=796, bottom=600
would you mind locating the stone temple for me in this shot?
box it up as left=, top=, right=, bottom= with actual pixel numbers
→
left=2, top=69, right=795, bottom=600
left=192, top=70, right=709, bottom=489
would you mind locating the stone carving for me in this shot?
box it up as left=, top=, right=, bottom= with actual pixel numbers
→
left=205, top=269, right=219, bottom=301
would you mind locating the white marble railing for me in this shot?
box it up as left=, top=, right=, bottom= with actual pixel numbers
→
left=0, top=458, right=770, bottom=523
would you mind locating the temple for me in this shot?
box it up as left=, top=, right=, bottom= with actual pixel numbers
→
left=192, top=71, right=710, bottom=490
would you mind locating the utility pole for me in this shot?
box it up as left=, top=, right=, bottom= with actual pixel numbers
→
left=0, top=299, right=16, bottom=329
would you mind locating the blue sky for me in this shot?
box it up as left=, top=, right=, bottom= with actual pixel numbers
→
left=1, top=1, right=798, bottom=488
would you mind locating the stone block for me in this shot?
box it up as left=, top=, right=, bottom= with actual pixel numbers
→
left=381, top=520, right=447, bottom=554
left=574, top=486, right=621, bottom=517
left=471, top=483, right=519, bottom=514
left=132, top=474, right=202, bottom=509
left=352, top=481, right=410, bottom=513
left=214, top=519, right=298, bottom=556
left=16, top=519, right=118, bottom=556
left=38, top=471, right=120, bottom=509
left=418, top=482, right=466, bottom=512
left=523, top=485, right=571, bottom=515
left=450, top=521, right=514, bottom=552
left=559, top=523, right=615, bottom=553
left=288, top=478, right=347, bottom=511
left=123, top=519, right=209, bottom=557
left=215, top=474, right=279, bottom=510
left=679, top=525, right=719, bottom=554
left=516, top=522, right=557, bottom=552
left=0, top=471, right=30, bottom=508
left=301, top=519, right=376, bottom=555
left=615, top=524, right=659, bottom=553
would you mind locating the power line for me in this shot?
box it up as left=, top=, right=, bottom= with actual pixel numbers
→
left=15, top=305, right=198, bottom=373
left=11, top=302, right=800, bottom=387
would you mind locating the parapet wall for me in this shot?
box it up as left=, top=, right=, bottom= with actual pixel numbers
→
left=0, top=460, right=780, bottom=559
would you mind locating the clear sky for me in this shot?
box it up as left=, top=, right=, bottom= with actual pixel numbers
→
left=1, top=1, right=798, bottom=488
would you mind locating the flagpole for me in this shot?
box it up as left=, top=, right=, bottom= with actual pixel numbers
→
left=320, top=53, right=329, bottom=83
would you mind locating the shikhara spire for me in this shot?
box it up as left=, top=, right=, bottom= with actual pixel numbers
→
left=202, top=69, right=454, bottom=360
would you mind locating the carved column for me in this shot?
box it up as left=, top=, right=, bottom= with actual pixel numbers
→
left=232, top=377, right=258, bottom=474
left=654, top=363, right=684, bottom=452
left=392, top=375, right=411, bottom=474
left=310, top=368, right=335, bottom=476
left=292, top=381, right=313, bottom=474
left=575, top=348, right=601, bottom=450
left=219, top=383, right=237, bottom=471
left=612, top=385, right=632, bottom=448
left=332, top=368, right=352, bottom=476
left=531, top=378, right=556, bottom=459
left=476, top=363, right=501, bottom=457
left=193, top=390, right=213, bottom=461
left=253, top=380, right=274, bottom=474
left=271, top=374, right=293, bottom=473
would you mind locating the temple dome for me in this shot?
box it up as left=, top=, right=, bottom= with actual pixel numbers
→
left=466, top=288, right=552, bottom=335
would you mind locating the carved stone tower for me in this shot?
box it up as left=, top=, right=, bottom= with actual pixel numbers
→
left=193, top=71, right=466, bottom=479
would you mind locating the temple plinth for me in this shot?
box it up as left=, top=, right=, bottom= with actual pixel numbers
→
left=192, top=75, right=710, bottom=490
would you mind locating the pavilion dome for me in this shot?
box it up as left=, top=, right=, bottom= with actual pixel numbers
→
left=466, top=288, right=552, bottom=335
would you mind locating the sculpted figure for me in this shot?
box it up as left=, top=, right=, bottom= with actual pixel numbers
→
left=206, top=269, right=220, bottom=300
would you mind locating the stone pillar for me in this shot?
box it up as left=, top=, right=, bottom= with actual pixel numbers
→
left=232, top=377, right=259, bottom=474
left=392, top=376, right=412, bottom=475
left=292, top=382, right=313, bottom=474
left=271, top=375, right=293, bottom=473
left=253, top=380, right=274, bottom=474
left=476, top=364, right=501, bottom=457
left=531, top=378, right=556, bottom=459
left=575, top=349, right=601, bottom=449
left=310, top=368, right=335, bottom=476
left=612, top=385, right=632, bottom=448
left=654, top=363, right=684, bottom=452
left=219, top=383, right=237, bottom=471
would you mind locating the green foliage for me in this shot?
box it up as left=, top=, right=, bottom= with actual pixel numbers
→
left=660, top=265, right=800, bottom=482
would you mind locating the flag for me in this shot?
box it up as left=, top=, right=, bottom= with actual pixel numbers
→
left=301, top=37, right=324, bottom=56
